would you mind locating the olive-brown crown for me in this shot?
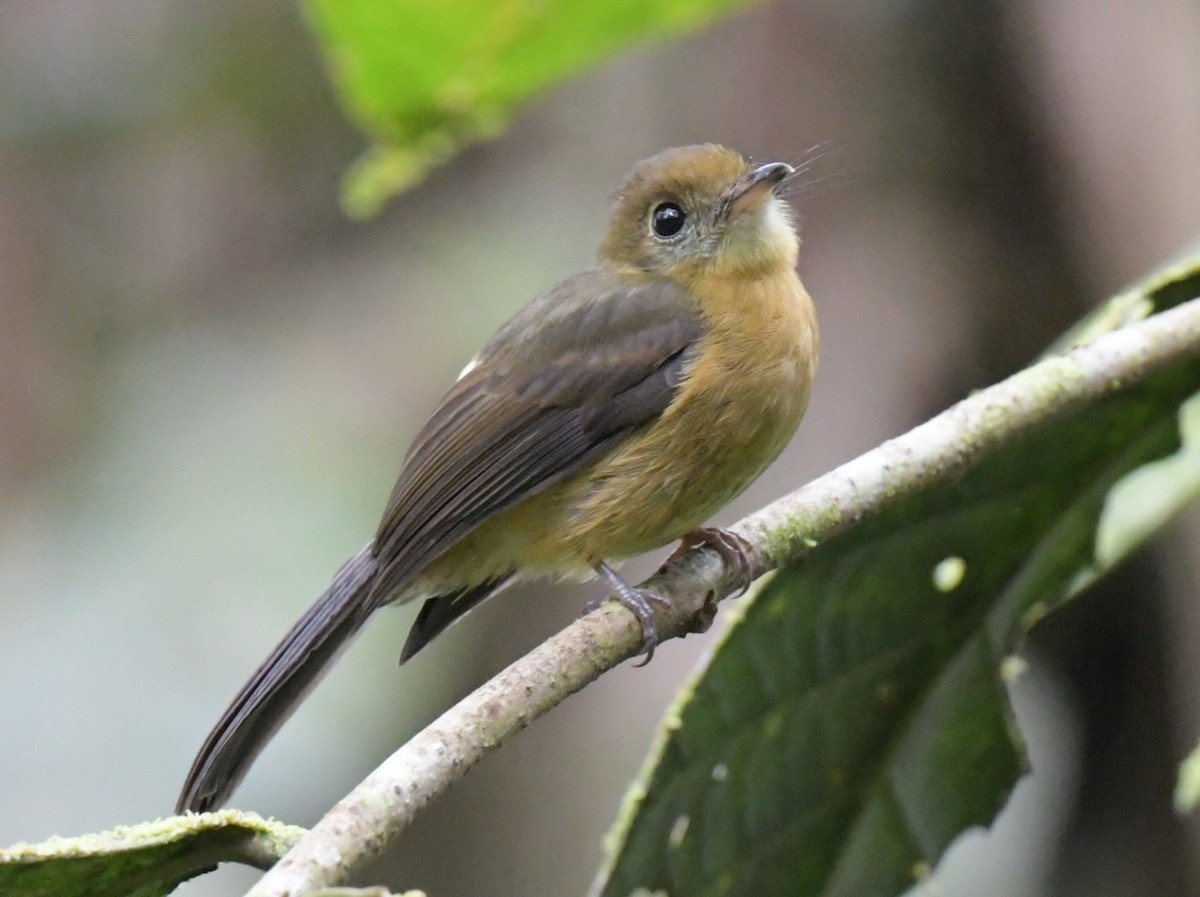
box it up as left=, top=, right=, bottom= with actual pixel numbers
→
left=600, top=144, right=798, bottom=280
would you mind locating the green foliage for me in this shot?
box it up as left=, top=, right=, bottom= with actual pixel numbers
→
left=0, top=812, right=302, bottom=897
left=301, top=0, right=757, bottom=217
left=593, top=261, right=1200, bottom=897
left=307, top=889, right=419, bottom=897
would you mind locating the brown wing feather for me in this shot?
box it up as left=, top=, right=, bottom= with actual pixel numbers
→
left=368, top=272, right=704, bottom=606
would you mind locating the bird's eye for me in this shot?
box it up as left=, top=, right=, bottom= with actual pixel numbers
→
left=650, top=202, right=686, bottom=239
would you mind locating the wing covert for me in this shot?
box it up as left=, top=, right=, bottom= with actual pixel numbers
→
left=369, top=273, right=704, bottom=603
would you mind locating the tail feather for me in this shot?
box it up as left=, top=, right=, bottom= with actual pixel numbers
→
left=398, top=575, right=512, bottom=664
left=176, top=545, right=378, bottom=813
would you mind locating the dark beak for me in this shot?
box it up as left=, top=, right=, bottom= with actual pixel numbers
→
left=727, top=162, right=794, bottom=217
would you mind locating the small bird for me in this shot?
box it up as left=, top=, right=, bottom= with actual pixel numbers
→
left=177, top=144, right=819, bottom=813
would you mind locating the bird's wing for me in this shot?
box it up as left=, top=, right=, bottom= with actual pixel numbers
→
left=370, top=271, right=704, bottom=604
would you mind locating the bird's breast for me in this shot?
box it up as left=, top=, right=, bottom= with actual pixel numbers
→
left=556, top=267, right=818, bottom=562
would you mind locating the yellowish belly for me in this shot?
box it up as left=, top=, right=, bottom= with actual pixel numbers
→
left=414, top=270, right=817, bottom=593
left=560, top=285, right=815, bottom=561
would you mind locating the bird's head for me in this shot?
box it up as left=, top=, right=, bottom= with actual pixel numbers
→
left=600, top=144, right=798, bottom=282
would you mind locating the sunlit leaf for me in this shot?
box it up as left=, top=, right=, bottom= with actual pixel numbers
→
left=302, top=0, right=758, bottom=216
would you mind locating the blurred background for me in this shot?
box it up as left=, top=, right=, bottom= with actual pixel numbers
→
left=2, top=1, right=1200, bottom=895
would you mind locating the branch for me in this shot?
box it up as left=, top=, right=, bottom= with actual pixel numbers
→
left=246, top=296, right=1200, bottom=897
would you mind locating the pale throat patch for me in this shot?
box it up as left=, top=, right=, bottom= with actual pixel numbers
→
left=724, top=196, right=799, bottom=270
left=758, top=197, right=799, bottom=260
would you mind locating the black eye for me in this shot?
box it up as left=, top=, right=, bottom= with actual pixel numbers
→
left=650, top=202, right=686, bottom=239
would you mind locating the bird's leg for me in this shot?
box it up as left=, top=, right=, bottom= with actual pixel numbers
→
left=585, top=528, right=757, bottom=665
left=592, top=561, right=666, bottom=666
left=659, top=527, right=756, bottom=596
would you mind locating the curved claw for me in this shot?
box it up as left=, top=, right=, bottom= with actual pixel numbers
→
left=592, top=561, right=665, bottom=664
left=661, top=527, right=756, bottom=596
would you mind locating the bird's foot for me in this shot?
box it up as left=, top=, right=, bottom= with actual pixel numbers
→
left=591, top=561, right=668, bottom=666
left=660, top=526, right=756, bottom=596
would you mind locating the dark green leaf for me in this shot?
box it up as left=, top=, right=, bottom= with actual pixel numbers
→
left=594, top=261, right=1200, bottom=897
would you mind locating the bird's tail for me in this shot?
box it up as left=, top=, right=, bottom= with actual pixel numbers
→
left=176, top=545, right=379, bottom=813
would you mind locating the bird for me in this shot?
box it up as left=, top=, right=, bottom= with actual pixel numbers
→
left=176, top=143, right=819, bottom=814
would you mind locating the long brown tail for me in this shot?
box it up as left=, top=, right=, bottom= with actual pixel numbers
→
left=176, top=545, right=378, bottom=813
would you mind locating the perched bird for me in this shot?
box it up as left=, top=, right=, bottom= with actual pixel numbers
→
left=177, top=144, right=819, bottom=813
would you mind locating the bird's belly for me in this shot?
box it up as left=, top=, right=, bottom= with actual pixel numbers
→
left=560, top=356, right=809, bottom=561
left=417, top=278, right=816, bottom=590
left=419, top=363, right=807, bottom=592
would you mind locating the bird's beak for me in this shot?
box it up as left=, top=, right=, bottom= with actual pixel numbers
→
left=726, top=162, right=794, bottom=218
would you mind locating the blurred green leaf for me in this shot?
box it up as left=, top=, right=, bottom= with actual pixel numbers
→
left=301, top=0, right=757, bottom=217
left=593, top=260, right=1200, bottom=897
left=1175, top=737, right=1200, bottom=815
left=0, top=811, right=303, bottom=897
